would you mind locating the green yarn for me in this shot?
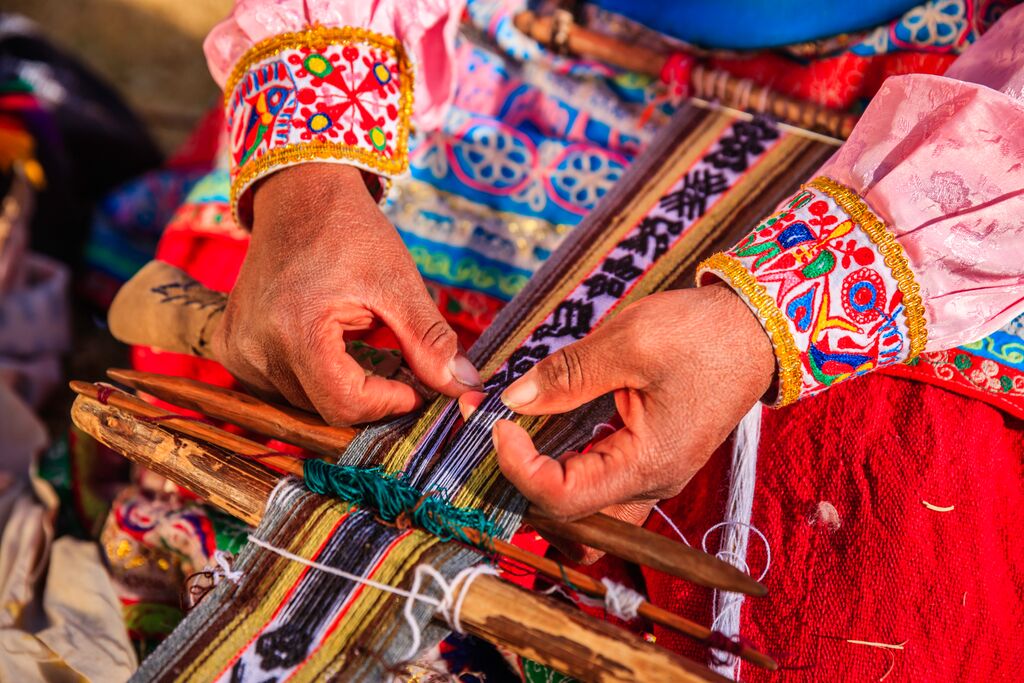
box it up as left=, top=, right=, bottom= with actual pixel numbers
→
left=302, top=459, right=497, bottom=550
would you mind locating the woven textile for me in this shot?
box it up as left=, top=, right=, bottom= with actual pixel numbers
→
left=134, top=106, right=834, bottom=681
left=587, top=371, right=1024, bottom=681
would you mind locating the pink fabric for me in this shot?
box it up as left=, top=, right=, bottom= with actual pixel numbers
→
left=819, top=4, right=1024, bottom=351
left=204, top=0, right=465, bottom=131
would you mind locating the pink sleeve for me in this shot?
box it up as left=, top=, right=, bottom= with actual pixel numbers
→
left=698, top=5, right=1024, bottom=406
left=204, top=0, right=464, bottom=224
left=817, top=4, right=1024, bottom=351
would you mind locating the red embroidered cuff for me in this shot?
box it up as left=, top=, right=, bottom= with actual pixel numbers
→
left=225, top=25, right=414, bottom=225
left=697, top=176, right=928, bottom=407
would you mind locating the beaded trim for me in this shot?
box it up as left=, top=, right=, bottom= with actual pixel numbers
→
left=698, top=253, right=803, bottom=406
left=225, top=25, right=414, bottom=223
left=807, top=176, right=928, bottom=358
left=698, top=177, right=927, bottom=406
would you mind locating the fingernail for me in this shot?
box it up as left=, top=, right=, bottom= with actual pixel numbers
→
left=448, top=354, right=481, bottom=387
left=458, top=395, right=476, bottom=420
left=501, top=375, right=538, bottom=409
left=491, top=421, right=502, bottom=449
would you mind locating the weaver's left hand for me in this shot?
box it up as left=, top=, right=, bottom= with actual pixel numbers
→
left=478, top=284, right=775, bottom=561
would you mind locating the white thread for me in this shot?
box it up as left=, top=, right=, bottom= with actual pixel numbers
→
left=591, top=422, right=617, bottom=440
left=651, top=504, right=691, bottom=547
left=709, top=403, right=766, bottom=680
left=403, top=563, right=500, bottom=658
left=600, top=578, right=645, bottom=621
left=247, top=534, right=498, bottom=663
left=541, top=577, right=647, bottom=621
left=702, top=522, right=771, bottom=583
left=210, top=549, right=243, bottom=584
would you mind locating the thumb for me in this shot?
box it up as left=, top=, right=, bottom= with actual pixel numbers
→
left=500, top=327, right=631, bottom=416
left=493, top=419, right=644, bottom=520
left=375, top=285, right=480, bottom=396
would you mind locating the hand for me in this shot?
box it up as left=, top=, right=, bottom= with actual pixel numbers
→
left=486, top=285, right=774, bottom=560
left=214, top=164, right=480, bottom=425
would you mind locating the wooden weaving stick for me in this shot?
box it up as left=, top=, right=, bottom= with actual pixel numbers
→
left=71, top=392, right=739, bottom=683
left=70, top=380, right=777, bottom=672
left=512, top=10, right=858, bottom=139
left=105, top=261, right=766, bottom=598
left=105, top=367, right=765, bottom=597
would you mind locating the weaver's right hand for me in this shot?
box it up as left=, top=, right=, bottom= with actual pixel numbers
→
left=213, top=164, right=481, bottom=426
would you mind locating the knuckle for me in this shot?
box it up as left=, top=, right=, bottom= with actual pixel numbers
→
left=418, top=318, right=457, bottom=354
left=541, top=347, right=587, bottom=394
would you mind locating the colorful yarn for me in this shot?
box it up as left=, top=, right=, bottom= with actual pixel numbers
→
left=302, top=459, right=498, bottom=550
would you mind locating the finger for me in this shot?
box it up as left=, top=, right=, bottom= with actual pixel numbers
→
left=293, top=331, right=422, bottom=425
left=375, top=285, right=480, bottom=396
left=500, top=327, right=633, bottom=416
left=493, top=419, right=645, bottom=520
left=458, top=391, right=486, bottom=421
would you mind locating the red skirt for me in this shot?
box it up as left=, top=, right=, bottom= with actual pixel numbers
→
left=630, top=373, right=1024, bottom=681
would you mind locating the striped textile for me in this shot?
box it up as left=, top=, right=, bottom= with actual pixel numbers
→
left=134, top=104, right=835, bottom=682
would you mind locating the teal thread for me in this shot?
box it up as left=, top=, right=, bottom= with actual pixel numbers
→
left=557, top=562, right=580, bottom=595
left=302, top=459, right=497, bottom=550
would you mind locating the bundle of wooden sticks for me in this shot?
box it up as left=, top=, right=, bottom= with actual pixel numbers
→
left=68, top=260, right=778, bottom=682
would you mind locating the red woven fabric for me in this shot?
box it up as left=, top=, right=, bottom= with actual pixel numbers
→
left=624, top=373, right=1024, bottom=681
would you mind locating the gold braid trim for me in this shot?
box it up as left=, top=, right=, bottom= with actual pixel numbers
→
left=224, top=25, right=409, bottom=106
left=225, top=25, right=414, bottom=220
left=807, top=176, right=928, bottom=360
left=698, top=253, right=803, bottom=407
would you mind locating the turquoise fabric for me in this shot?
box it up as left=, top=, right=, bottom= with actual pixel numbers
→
left=591, top=0, right=922, bottom=49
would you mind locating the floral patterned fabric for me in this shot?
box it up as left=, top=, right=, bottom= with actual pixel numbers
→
left=699, top=178, right=925, bottom=406
left=226, top=27, right=413, bottom=223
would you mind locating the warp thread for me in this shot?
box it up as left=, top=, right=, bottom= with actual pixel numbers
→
left=247, top=534, right=499, bottom=662
left=302, top=459, right=498, bottom=550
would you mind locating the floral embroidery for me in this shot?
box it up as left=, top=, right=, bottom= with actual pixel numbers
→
left=225, top=26, right=413, bottom=222
left=699, top=177, right=926, bottom=406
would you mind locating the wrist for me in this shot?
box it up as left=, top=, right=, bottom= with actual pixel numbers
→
left=702, top=283, right=777, bottom=401
left=251, top=164, right=381, bottom=239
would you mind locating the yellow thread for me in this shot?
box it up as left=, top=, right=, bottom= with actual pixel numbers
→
left=921, top=500, right=955, bottom=512
left=698, top=253, right=802, bottom=407
left=807, top=177, right=928, bottom=360
left=224, top=25, right=415, bottom=220
left=845, top=638, right=908, bottom=650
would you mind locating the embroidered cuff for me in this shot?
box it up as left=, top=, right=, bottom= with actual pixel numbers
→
left=697, top=176, right=927, bottom=407
left=225, top=26, right=414, bottom=224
